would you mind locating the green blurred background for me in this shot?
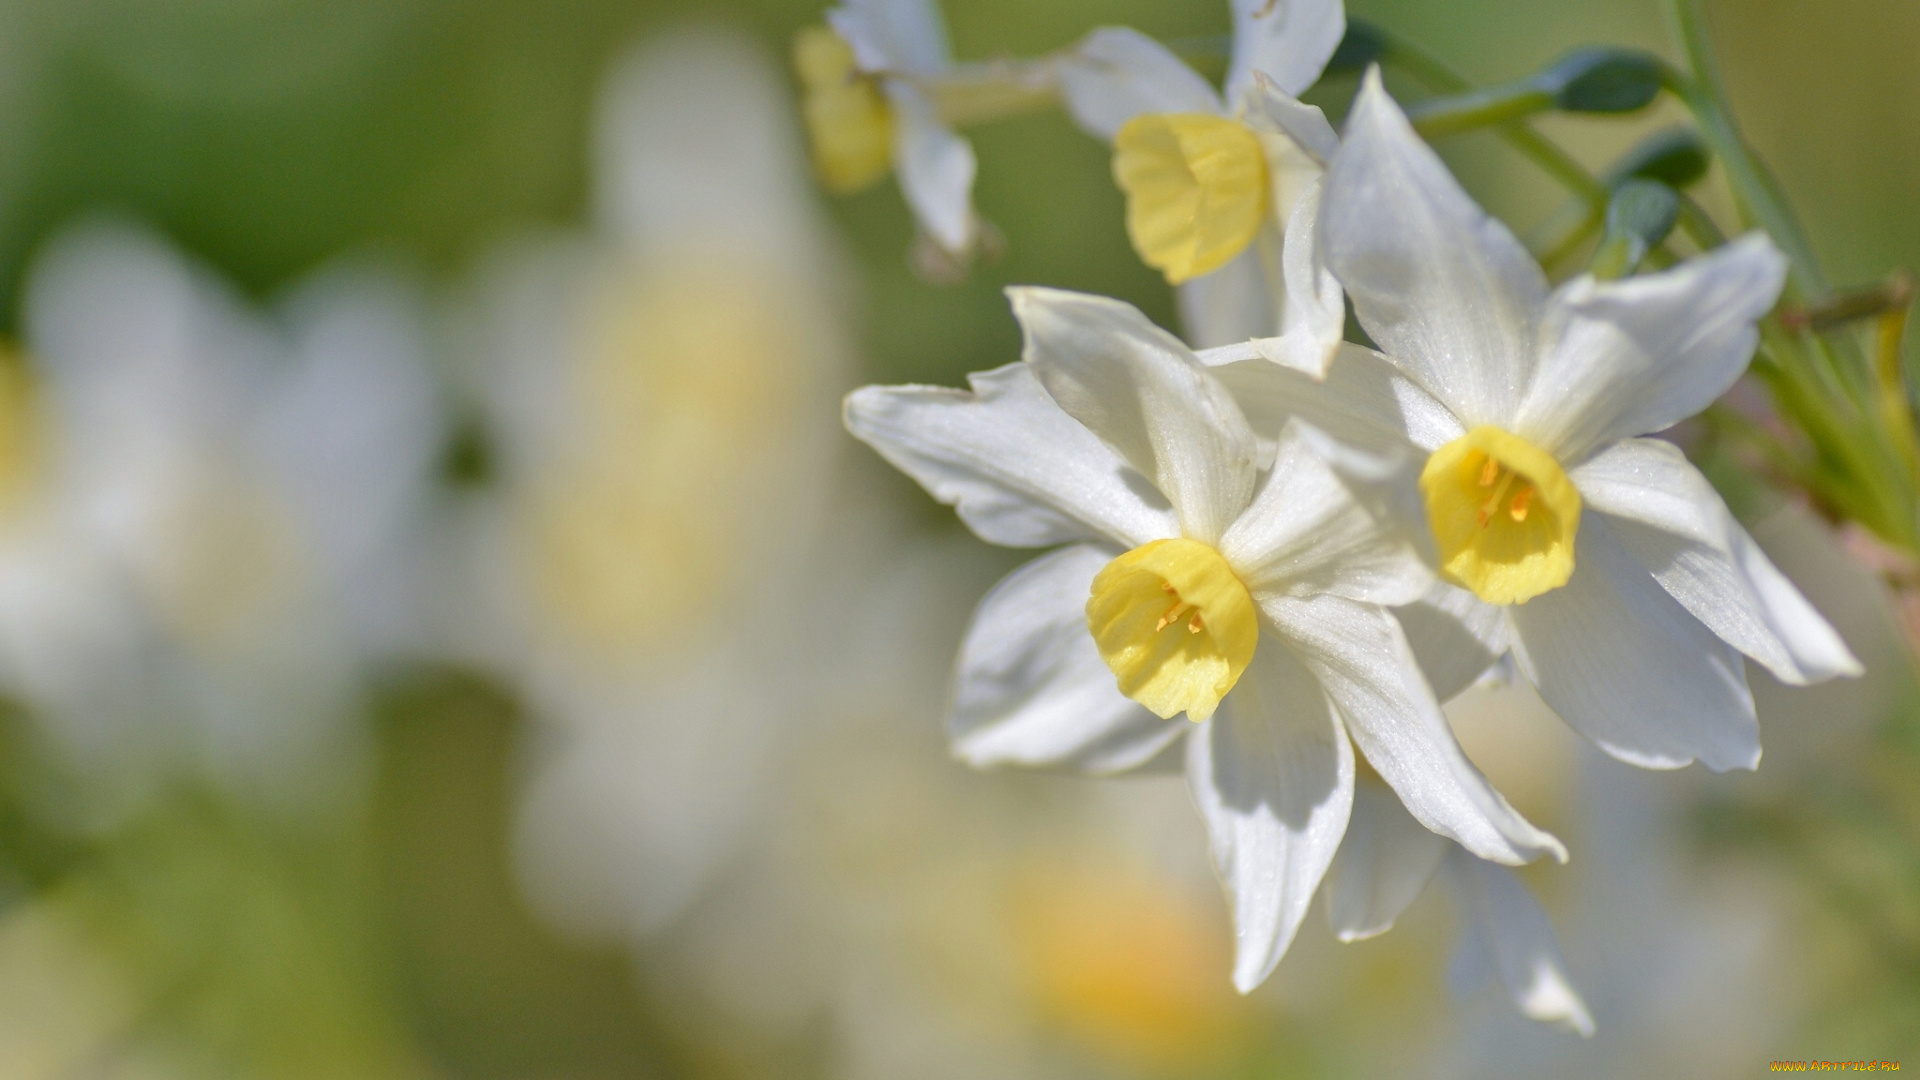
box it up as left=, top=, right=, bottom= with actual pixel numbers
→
left=0, top=1, right=1915, bottom=1077
left=0, top=0, right=1909, bottom=374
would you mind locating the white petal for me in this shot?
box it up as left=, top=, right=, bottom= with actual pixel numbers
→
left=1516, top=234, right=1789, bottom=461
left=1220, top=421, right=1431, bottom=606
left=1209, top=341, right=1464, bottom=454
left=1243, top=76, right=1339, bottom=164
left=844, top=363, right=1178, bottom=549
left=1055, top=26, right=1223, bottom=142
left=1011, top=287, right=1259, bottom=545
left=1446, top=851, right=1595, bottom=1036
left=1177, top=240, right=1278, bottom=349
left=1322, top=69, right=1549, bottom=426
left=1394, top=582, right=1510, bottom=703
left=1226, top=0, right=1345, bottom=105
left=1262, top=593, right=1565, bottom=865
left=1573, top=438, right=1860, bottom=685
left=593, top=30, right=826, bottom=257
left=950, top=545, right=1186, bottom=773
left=269, top=269, right=444, bottom=575
left=1250, top=173, right=1345, bottom=378
left=1187, top=635, right=1353, bottom=992
left=829, top=0, right=950, bottom=74
left=1322, top=779, right=1447, bottom=942
left=890, top=83, right=977, bottom=255
left=1509, top=513, right=1759, bottom=771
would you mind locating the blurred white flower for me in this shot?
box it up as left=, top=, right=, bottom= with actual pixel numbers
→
left=796, top=0, right=1015, bottom=266
left=847, top=286, right=1563, bottom=992
left=1298, top=71, right=1858, bottom=771
left=1055, top=0, right=1345, bottom=364
left=1327, top=775, right=1592, bottom=1036
left=447, top=28, right=851, bottom=939
left=5, top=219, right=442, bottom=814
left=658, top=522, right=1258, bottom=1078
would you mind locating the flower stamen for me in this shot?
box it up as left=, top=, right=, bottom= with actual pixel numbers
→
left=1509, top=486, right=1534, bottom=522
left=1476, top=458, right=1523, bottom=527
left=1155, top=597, right=1193, bottom=632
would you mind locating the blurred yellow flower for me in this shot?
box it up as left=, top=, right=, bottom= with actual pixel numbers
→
left=1011, top=861, right=1246, bottom=1073
left=794, top=25, right=895, bottom=194
left=522, top=254, right=805, bottom=663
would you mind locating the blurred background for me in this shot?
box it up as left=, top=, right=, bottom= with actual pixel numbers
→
left=0, top=1, right=1914, bottom=1077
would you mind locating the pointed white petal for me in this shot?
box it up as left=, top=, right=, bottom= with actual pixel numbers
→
left=950, top=544, right=1186, bottom=773
left=1262, top=593, right=1565, bottom=865
left=1187, top=635, right=1353, bottom=991
left=1220, top=421, right=1431, bottom=606
left=1510, top=513, right=1759, bottom=771
left=1446, top=852, right=1595, bottom=1036
left=1177, top=241, right=1278, bottom=349
left=1394, top=582, right=1510, bottom=703
left=1209, top=341, right=1464, bottom=454
left=1323, top=780, right=1448, bottom=942
left=1011, top=287, right=1259, bottom=545
left=1249, top=175, right=1345, bottom=378
left=1243, top=76, right=1339, bottom=163
left=1285, top=420, right=1433, bottom=564
left=844, top=363, right=1178, bottom=549
left=1226, top=0, right=1345, bottom=105
left=1322, top=70, right=1548, bottom=426
left=890, top=84, right=977, bottom=255
left=1573, top=437, right=1860, bottom=684
left=1056, top=26, right=1223, bottom=142
left=829, top=0, right=950, bottom=74
left=1517, top=234, right=1788, bottom=461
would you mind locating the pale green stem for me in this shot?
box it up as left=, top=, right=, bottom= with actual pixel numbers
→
left=1376, top=29, right=1607, bottom=204
left=922, top=59, right=1060, bottom=128
left=1408, top=86, right=1554, bottom=140
left=1875, top=278, right=1920, bottom=491
left=1664, top=0, right=1825, bottom=298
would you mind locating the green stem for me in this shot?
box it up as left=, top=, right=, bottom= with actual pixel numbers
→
left=1408, top=86, right=1553, bottom=140
left=923, top=60, right=1060, bottom=128
left=1675, top=193, right=1726, bottom=250
left=1378, top=29, right=1606, bottom=203
left=1533, top=207, right=1604, bottom=271
left=1664, top=0, right=1825, bottom=298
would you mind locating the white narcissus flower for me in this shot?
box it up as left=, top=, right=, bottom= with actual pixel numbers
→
left=795, top=0, right=994, bottom=262
left=1301, top=70, right=1860, bottom=773
left=453, top=30, right=851, bottom=939
left=13, top=219, right=444, bottom=811
left=1054, top=0, right=1346, bottom=365
left=846, top=287, right=1564, bottom=992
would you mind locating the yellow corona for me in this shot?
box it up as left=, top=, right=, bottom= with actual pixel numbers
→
left=1086, top=538, right=1258, bottom=722
left=1419, top=426, right=1580, bottom=606
left=1112, top=114, right=1271, bottom=285
left=793, top=26, right=895, bottom=194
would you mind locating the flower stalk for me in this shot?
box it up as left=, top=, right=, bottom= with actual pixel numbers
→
left=1666, top=0, right=1920, bottom=564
